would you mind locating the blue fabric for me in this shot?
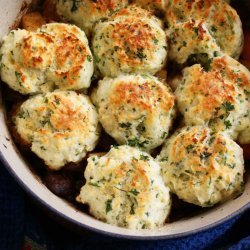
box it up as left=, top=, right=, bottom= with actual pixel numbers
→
left=0, top=163, right=249, bottom=250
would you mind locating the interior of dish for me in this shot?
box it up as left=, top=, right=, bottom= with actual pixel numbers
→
left=0, top=0, right=250, bottom=232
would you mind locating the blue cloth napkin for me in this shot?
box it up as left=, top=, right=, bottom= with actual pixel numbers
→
left=0, top=163, right=249, bottom=250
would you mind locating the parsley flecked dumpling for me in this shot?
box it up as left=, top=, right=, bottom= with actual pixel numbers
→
left=0, top=23, right=94, bottom=94
left=91, top=74, right=176, bottom=152
left=92, top=5, right=168, bottom=77
left=165, top=0, right=243, bottom=60
left=77, top=145, right=171, bottom=229
left=13, top=90, right=100, bottom=170
left=132, top=0, right=167, bottom=14
left=55, top=0, right=129, bottom=36
left=167, top=19, right=221, bottom=65
left=157, top=126, right=244, bottom=207
left=175, top=55, right=250, bottom=141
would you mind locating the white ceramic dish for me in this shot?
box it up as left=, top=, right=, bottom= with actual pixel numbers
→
left=0, top=0, right=249, bottom=240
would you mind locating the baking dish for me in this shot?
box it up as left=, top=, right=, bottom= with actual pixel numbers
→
left=0, top=0, right=249, bottom=239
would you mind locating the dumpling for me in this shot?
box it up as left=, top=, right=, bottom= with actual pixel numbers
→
left=13, top=90, right=100, bottom=170
left=92, top=5, right=167, bottom=77
left=175, top=56, right=250, bottom=140
left=165, top=0, right=243, bottom=60
left=167, top=19, right=221, bottom=65
left=0, top=23, right=93, bottom=94
left=91, top=74, right=176, bottom=151
left=158, top=126, right=244, bottom=207
left=77, top=145, right=171, bottom=229
left=55, top=0, right=129, bottom=36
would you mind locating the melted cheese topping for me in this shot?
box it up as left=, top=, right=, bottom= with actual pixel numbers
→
left=158, top=126, right=244, bottom=207
left=91, top=74, right=175, bottom=151
left=77, top=145, right=171, bottom=229
left=0, top=23, right=93, bottom=94
left=92, top=5, right=167, bottom=77
left=14, top=91, right=100, bottom=170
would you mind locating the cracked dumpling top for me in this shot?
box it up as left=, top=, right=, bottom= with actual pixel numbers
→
left=175, top=56, right=250, bottom=141
left=92, top=5, right=167, bottom=77
left=165, top=0, right=243, bottom=59
left=0, top=23, right=93, bottom=95
left=55, top=0, right=129, bottom=36
left=157, top=126, right=244, bottom=207
left=77, top=145, right=171, bottom=229
left=91, top=74, right=176, bottom=151
left=13, top=90, right=100, bottom=170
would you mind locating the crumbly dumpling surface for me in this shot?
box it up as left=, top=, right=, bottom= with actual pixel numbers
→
left=132, top=0, right=167, bottom=13
left=91, top=74, right=176, bottom=151
left=56, top=0, right=129, bottom=36
left=167, top=20, right=221, bottom=65
left=165, top=0, right=243, bottom=59
left=92, top=5, right=167, bottom=77
left=0, top=23, right=93, bottom=94
left=175, top=56, right=250, bottom=140
left=77, top=145, right=171, bottom=229
left=14, top=91, right=100, bottom=170
left=238, top=106, right=250, bottom=144
left=39, top=23, right=93, bottom=90
left=158, top=126, right=244, bottom=207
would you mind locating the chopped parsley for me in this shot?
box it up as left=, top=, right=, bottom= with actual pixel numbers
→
left=244, top=89, right=250, bottom=96
left=211, top=26, right=217, bottom=33
left=200, top=151, right=212, bottom=160
left=15, top=71, right=22, bottom=86
left=193, top=27, right=199, bottom=36
left=129, top=189, right=140, bottom=196
left=161, top=132, right=167, bottom=140
left=40, top=112, right=52, bottom=126
left=128, top=138, right=149, bottom=148
left=17, top=110, right=26, bottom=119
left=136, top=48, right=146, bottom=60
left=222, top=102, right=234, bottom=112
left=227, top=13, right=234, bottom=30
left=213, top=51, right=219, bottom=57
left=119, top=122, right=131, bottom=129
left=140, top=155, right=150, bottom=161
left=224, top=120, right=232, bottom=129
left=89, top=182, right=100, bottom=188
left=87, top=55, right=92, bottom=62
left=106, top=199, right=112, bottom=214
left=186, top=144, right=195, bottom=153
left=160, top=157, right=168, bottom=162
left=228, top=163, right=236, bottom=169
left=208, top=136, right=216, bottom=145
left=130, top=203, right=135, bottom=215
left=40, top=146, right=46, bottom=151
left=153, top=38, right=159, bottom=45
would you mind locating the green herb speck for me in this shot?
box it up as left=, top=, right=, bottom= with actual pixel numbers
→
left=87, top=55, right=92, bottom=62
left=106, top=199, right=112, bottom=214
left=129, top=189, right=140, bottom=196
